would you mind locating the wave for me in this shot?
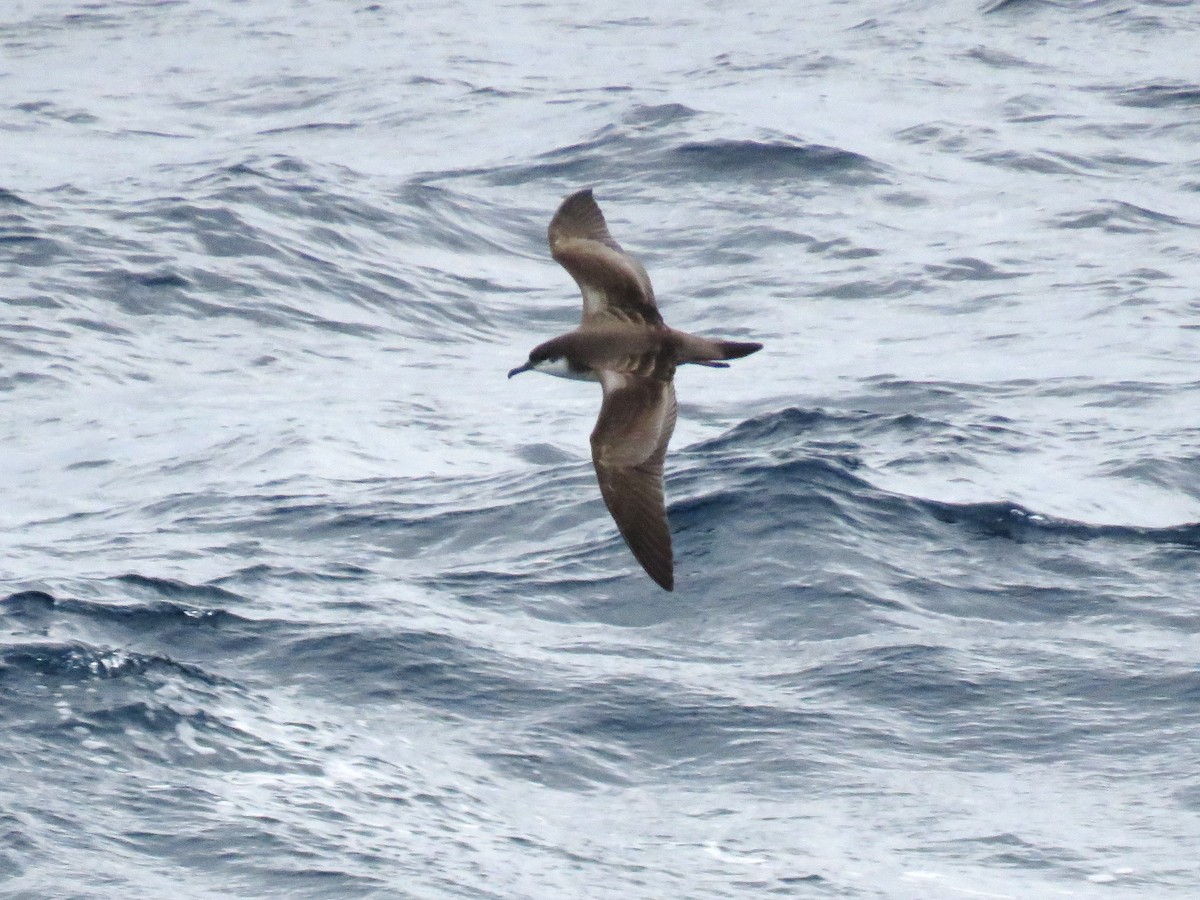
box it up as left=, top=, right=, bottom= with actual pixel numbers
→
left=673, top=139, right=886, bottom=185
left=3, top=156, right=521, bottom=357
left=1113, top=82, right=1200, bottom=109
left=1, top=588, right=258, bottom=663
left=0, top=586, right=558, bottom=725
left=448, top=104, right=889, bottom=196
left=687, top=406, right=1200, bottom=548
left=161, top=396, right=1188, bottom=607
left=1, top=638, right=218, bottom=685
left=1055, top=199, right=1197, bottom=234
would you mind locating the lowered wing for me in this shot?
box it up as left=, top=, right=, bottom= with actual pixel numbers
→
left=589, top=368, right=678, bottom=590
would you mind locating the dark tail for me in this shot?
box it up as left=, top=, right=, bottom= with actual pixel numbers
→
left=676, top=333, right=763, bottom=367
left=716, top=340, right=763, bottom=361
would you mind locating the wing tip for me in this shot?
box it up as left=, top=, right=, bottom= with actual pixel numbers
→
left=553, top=186, right=598, bottom=219
left=632, top=540, right=675, bottom=592
left=549, top=187, right=607, bottom=246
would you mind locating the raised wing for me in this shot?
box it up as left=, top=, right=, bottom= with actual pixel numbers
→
left=590, top=368, right=678, bottom=591
left=547, top=188, right=663, bottom=327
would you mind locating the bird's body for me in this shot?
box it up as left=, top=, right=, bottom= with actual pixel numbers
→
left=509, top=189, right=762, bottom=591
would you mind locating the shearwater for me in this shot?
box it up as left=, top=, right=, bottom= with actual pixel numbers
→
left=508, top=189, right=763, bottom=591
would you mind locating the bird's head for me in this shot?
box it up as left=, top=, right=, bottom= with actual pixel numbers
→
left=508, top=348, right=555, bottom=379
left=508, top=337, right=569, bottom=379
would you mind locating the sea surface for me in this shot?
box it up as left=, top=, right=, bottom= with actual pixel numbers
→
left=3, top=0, right=1200, bottom=897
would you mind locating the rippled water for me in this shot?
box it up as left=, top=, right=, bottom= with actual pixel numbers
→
left=3, top=0, right=1200, bottom=896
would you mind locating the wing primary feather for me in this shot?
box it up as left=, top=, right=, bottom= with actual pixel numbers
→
left=548, top=188, right=621, bottom=252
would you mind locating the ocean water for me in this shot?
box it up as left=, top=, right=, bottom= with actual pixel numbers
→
left=3, top=0, right=1200, bottom=896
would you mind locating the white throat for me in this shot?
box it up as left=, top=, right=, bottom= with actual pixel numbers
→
left=533, top=358, right=598, bottom=382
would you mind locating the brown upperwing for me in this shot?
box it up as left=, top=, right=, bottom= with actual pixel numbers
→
left=590, top=365, right=678, bottom=591
left=547, top=188, right=664, bottom=327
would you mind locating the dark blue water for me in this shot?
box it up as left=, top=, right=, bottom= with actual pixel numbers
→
left=3, top=0, right=1200, bottom=896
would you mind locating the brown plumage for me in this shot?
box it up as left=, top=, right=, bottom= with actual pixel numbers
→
left=509, top=188, right=763, bottom=591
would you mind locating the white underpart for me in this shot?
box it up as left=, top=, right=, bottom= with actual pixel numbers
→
left=533, top=358, right=598, bottom=382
